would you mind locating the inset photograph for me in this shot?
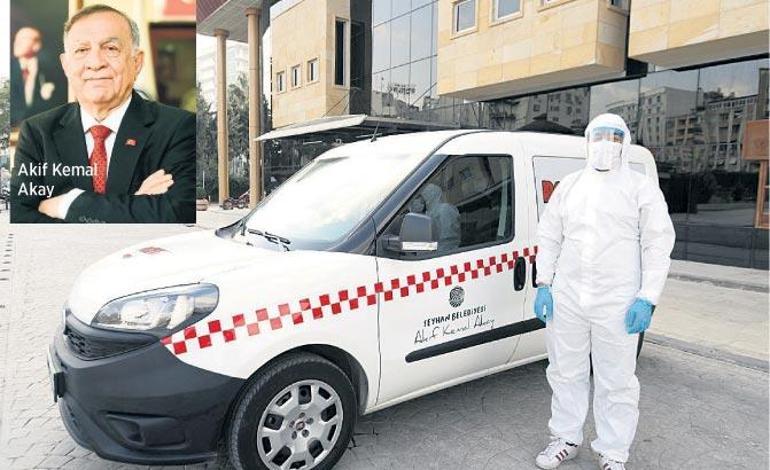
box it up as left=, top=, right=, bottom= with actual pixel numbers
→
left=9, top=0, right=196, bottom=223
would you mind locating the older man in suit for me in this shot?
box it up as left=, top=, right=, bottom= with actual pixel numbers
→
left=10, top=4, right=195, bottom=223
left=10, top=27, right=68, bottom=127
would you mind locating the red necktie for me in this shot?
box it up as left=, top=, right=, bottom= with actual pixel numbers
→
left=89, top=125, right=111, bottom=194
left=21, top=66, right=29, bottom=82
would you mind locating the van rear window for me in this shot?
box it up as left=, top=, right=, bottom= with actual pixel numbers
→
left=533, top=156, right=647, bottom=218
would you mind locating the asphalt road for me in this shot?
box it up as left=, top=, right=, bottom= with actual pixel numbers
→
left=0, top=219, right=767, bottom=469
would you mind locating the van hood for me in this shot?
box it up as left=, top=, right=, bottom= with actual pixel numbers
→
left=67, top=230, right=280, bottom=325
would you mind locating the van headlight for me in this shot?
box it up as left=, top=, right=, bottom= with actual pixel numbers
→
left=92, top=284, right=219, bottom=334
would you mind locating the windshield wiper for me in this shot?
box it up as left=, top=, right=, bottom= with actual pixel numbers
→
left=246, top=228, right=292, bottom=251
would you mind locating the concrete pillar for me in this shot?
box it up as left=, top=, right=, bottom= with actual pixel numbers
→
left=246, top=8, right=263, bottom=207
left=215, top=29, right=230, bottom=204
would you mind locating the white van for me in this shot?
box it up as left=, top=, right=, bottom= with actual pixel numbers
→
left=48, top=130, right=659, bottom=469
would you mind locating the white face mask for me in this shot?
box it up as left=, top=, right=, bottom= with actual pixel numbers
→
left=588, top=140, right=623, bottom=171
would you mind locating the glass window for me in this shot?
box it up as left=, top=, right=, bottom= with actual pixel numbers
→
left=334, top=19, right=345, bottom=86
left=372, top=22, right=391, bottom=73
left=391, top=13, right=410, bottom=67
left=494, top=0, right=520, bottom=19
left=276, top=71, right=285, bottom=92
left=410, top=4, right=433, bottom=62
left=351, top=21, right=365, bottom=89
left=453, top=0, right=476, bottom=33
left=307, top=59, right=319, bottom=83
left=589, top=79, right=640, bottom=140
left=372, top=0, right=391, bottom=25
left=388, top=63, right=411, bottom=116
left=392, top=0, right=411, bottom=18
left=245, top=150, right=427, bottom=248
left=431, top=3, right=438, bottom=56
left=371, top=70, right=391, bottom=117
left=429, top=55, right=438, bottom=98
left=386, top=155, right=514, bottom=256
left=691, top=59, right=768, bottom=232
left=609, top=0, right=628, bottom=9
left=636, top=69, right=698, bottom=234
left=413, top=0, right=434, bottom=9
left=410, top=58, right=432, bottom=111
left=291, top=65, right=301, bottom=88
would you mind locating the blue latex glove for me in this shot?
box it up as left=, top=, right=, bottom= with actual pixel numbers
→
left=625, top=298, right=654, bottom=334
left=534, top=286, right=553, bottom=323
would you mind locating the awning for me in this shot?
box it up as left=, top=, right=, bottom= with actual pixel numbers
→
left=197, top=0, right=265, bottom=42
left=256, top=115, right=367, bottom=141
left=256, top=114, right=459, bottom=141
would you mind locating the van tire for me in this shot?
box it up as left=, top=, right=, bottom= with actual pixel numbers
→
left=225, top=352, right=357, bottom=470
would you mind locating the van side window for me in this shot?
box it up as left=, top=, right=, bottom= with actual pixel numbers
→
left=386, top=155, right=514, bottom=258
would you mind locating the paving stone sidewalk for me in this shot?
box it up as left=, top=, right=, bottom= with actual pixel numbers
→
left=0, top=211, right=767, bottom=469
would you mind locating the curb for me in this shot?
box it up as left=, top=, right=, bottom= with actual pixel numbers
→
left=645, top=333, right=769, bottom=373
left=667, top=273, right=768, bottom=293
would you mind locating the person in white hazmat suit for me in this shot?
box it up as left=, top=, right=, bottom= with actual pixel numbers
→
left=420, top=183, right=460, bottom=252
left=533, top=113, right=675, bottom=470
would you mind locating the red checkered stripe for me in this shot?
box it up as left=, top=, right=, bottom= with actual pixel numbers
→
left=162, top=245, right=538, bottom=356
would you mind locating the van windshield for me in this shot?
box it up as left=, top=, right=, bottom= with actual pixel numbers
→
left=242, top=152, right=419, bottom=248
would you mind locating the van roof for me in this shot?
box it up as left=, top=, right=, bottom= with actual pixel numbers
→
left=318, top=130, right=477, bottom=161
left=321, top=129, right=655, bottom=168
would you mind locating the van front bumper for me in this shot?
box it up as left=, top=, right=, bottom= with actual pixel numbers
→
left=51, top=315, right=245, bottom=465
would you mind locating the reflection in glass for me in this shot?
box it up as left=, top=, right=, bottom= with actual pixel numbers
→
left=372, top=0, right=391, bottom=25
left=546, top=88, right=589, bottom=133
left=371, top=70, right=391, bottom=117
left=247, top=151, right=427, bottom=247
left=410, top=4, right=433, bottom=62
left=590, top=79, right=639, bottom=140
left=372, top=23, right=391, bottom=73
left=389, top=63, right=411, bottom=117
left=351, top=21, right=365, bottom=89
left=689, top=59, right=767, bottom=231
left=431, top=2, right=438, bottom=56
left=635, top=69, right=698, bottom=228
left=392, top=0, right=411, bottom=18
left=413, top=0, right=434, bottom=10
left=410, top=58, right=432, bottom=111
left=454, top=0, right=476, bottom=33
left=495, top=0, right=521, bottom=19
left=390, top=14, right=410, bottom=67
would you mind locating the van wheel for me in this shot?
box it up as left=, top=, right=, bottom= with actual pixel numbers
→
left=226, top=352, right=357, bottom=470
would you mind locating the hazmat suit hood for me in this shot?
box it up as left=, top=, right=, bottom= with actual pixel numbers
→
left=583, top=113, right=632, bottom=173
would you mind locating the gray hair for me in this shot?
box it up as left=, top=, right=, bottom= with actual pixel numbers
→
left=64, top=4, right=140, bottom=50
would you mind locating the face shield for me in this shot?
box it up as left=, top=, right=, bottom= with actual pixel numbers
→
left=587, top=125, right=625, bottom=171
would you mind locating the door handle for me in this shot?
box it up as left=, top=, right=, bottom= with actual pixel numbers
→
left=513, top=257, right=526, bottom=291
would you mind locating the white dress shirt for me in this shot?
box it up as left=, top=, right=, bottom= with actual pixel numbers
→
left=57, top=95, right=133, bottom=219
left=18, top=56, right=39, bottom=106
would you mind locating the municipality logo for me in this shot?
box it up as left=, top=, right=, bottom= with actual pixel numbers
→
left=449, top=286, right=464, bottom=308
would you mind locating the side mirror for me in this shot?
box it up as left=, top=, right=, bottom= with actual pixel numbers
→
left=384, top=212, right=437, bottom=252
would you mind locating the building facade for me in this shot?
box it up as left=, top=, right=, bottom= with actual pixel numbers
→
left=197, top=41, right=250, bottom=104
left=199, top=0, right=769, bottom=268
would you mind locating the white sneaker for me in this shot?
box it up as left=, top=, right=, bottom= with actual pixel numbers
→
left=599, top=455, right=626, bottom=470
left=535, top=438, right=579, bottom=469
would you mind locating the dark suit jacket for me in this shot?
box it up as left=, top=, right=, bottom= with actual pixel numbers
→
left=10, top=91, right=195, bottom=223
left=10, top=54, right=67, bottom=127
